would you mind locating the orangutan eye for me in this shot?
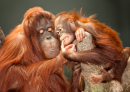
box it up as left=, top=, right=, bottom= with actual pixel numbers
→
left=39, top=30, right=44, bottom=34
left=58, top=28, right=63, bottom=32
left=48, top=28, right=52, bottom=32
left=56, top=31, right=60, bottom=35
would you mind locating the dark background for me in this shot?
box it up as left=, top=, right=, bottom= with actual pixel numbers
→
left=0, top=0, right=130, bottom=47
left=0, top=0, right=130, bottom=81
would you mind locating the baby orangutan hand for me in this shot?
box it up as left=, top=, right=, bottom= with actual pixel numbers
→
left=61, top=41, right=76, bottom=54
left=75, top=28, right=85, bottom=42
left=90, top=67, right=107, bottom=84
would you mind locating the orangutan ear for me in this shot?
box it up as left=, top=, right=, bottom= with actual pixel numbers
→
left=68, top=19, right=77, bottom=31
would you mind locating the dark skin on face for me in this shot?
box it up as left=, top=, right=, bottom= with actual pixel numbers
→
left=55, top=11, right=130, bottom=84
left=38, top=18, right=60, bottom=59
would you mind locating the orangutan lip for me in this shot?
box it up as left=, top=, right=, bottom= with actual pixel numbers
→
left=50, top=49, right=57, bottom=51
left=44, top=48, right=59, bottom=52
left=63, top=36, right=69, bottom=41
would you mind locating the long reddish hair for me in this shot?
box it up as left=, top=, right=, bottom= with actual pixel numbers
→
left=0, top=7, right=55, bottom=71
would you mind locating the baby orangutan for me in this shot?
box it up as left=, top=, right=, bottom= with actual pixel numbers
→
left=55, top=11, right=130, bottom=84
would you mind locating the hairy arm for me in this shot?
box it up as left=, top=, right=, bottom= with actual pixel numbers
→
left=62, top=21, right=119, bottom=65
left=27, top=51, right=67, bottom=81
left=67, top=62, right=82, bottom=92
left=63, top=49, right=108, bottom=65
left=0, top=65, right=27, bottom=91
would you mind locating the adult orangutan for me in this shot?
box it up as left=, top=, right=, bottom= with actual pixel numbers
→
left=55, top=11, right=130, bottom=84
left=0, top=7, right=69, bottom=92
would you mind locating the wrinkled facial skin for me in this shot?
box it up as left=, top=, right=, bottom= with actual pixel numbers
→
left=55, top=16, right=75, bottom=46
left=38, top=18, right=60, bottom=59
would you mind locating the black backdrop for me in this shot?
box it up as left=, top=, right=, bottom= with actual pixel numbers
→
left=0, top=0, right=130, bottom=46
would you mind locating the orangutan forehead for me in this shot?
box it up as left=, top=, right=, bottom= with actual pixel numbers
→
left=55, top=16, right=65, bottom=25
left=55, top=16, right=66, bottom=29
left=55, top=15, right=73, bottom=27
left=37, top=18, right=54, bottom=31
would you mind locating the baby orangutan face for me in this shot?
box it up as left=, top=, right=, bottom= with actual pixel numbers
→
left=56, top=26, right=75, bottom=46
left=55, top=16, right=76, bottom=46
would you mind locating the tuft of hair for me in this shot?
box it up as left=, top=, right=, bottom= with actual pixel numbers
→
left=70, top=9, right=82, bottom=21
left=79, top=14, right=96, bottom=23
left=71, top=9, right=96, bottom=23
left=56, top=9, right=96, bottom=24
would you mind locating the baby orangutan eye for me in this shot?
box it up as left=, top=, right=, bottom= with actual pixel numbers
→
left=56, top=28, right=63, bottom=35
left=56, top=31, right=60, bottom=35
left=39, top=30, right=44, bottom=34
left=58, top=28, right=62, bottom=32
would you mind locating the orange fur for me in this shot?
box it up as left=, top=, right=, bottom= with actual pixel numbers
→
left=56, top=11, right=129, bottom=85
left=0, top=7, right=67, bottom=92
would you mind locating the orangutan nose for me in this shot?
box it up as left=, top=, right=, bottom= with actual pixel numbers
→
left=46, top=36, right=52, bottom=40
